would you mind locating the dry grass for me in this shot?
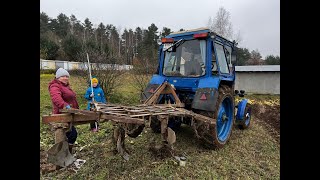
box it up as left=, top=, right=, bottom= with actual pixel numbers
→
left=40, top=73, right=280, bottom=179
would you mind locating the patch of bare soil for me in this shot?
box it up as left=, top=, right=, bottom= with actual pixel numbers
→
left=40, top=150, right=57, bottom=174
left=252, top=104, right=280, bottom=143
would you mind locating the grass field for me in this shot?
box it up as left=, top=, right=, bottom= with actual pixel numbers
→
left=40, top=73, right=280, bottom=179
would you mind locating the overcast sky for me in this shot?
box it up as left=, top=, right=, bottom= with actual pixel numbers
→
left=40, top=0, right=279, bottom=59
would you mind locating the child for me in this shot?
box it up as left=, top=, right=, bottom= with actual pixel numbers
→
left=84, top=77, right=107, bottom=132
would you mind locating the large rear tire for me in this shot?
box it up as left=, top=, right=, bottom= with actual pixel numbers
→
left=198, top=85, right=235, bottom=149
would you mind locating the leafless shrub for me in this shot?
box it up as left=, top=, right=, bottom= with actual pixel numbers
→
left=76, top=49, right=127, bottom=101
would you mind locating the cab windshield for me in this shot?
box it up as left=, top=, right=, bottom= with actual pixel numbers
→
left=162, top=39, right=206, bottom=77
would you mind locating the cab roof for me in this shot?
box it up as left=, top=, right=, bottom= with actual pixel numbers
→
left=166, top=27, right=234, bottom=44
left=166, top=27, right=210, bottom=38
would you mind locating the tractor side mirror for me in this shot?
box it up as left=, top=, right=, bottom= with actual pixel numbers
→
left=163, top=43, right=176, bottom=52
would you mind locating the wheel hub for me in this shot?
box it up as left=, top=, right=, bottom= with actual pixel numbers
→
left=222, top=113, right=228, bottom=122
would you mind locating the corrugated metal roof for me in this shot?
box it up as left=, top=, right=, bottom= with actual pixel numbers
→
left=235, top=65, right=280, bottom=72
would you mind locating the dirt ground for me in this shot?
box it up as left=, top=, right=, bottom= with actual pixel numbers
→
left=252, top=104, right=280, bottom=143
left=40, top=104, right=281, bottom=175
left=40, top=150, right=55, bottom=174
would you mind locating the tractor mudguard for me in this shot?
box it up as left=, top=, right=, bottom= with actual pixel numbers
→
left=236, top=99, right=249, bottom=121
left=140, top=84, right=160, bottom=102
left=191, top=88, right=219, bottom=112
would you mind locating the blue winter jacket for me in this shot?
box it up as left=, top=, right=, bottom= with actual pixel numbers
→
left=84, top=84, right=107, bottom=110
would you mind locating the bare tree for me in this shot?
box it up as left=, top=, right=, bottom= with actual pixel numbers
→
left=233, top=29, right=242, bottom=45
left=76, top=49, right=126, bottom=102
left=210, top=7, right=233, bottom=39
left=247, top=49, right=264, bottom=65
left=207, top=16, right=214, bottom=31
left=208, top=6, right=242, bottom=44
left=129, top=57, right=156, bottom=97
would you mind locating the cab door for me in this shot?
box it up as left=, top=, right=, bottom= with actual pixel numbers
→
left=212, top=41, right=234, bottom=81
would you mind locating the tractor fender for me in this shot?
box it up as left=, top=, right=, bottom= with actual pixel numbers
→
left=141, top=75, right=165, bottom=102
left=140, top=83, right=160, bottom=102
left=149, top=75, right=166, bottom=84
left=191, top=87, right=219, bottom=112
left=192, top=77, right=220, bottom=112
left=236, top=99, right=249, bottom=121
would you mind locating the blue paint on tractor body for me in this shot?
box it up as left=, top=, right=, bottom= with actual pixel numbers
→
left=149, top=74, right=166, bottom=85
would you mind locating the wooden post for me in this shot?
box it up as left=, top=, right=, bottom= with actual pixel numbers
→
left=159, top=115, right=169, bottom=143
left=50, top=123, right=69, bottom=170
left=54, top=128, right=66, bottom=144
left=50, top=123, right=69, bottom=144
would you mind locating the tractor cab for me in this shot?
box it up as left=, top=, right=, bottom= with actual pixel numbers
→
left=160, top=28, right=237, bottom=80
left=162, top=36, right=206, bottom=77
left=142, top=27, right=238, bottom=110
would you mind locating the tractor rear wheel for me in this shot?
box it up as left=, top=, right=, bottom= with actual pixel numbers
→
left=197, top=85, right=235, bottom=149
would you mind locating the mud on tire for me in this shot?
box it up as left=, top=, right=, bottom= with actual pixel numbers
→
left=196, top=85, right=235, bottom=149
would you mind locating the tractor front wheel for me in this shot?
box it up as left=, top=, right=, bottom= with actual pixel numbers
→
left=238, top=106, right=251, bottom=129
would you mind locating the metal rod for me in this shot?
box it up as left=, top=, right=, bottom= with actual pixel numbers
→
left=86, top=53, right=95, bottom=102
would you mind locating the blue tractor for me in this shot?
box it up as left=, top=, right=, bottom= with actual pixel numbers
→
left=139, top=28, right=252, bottom=149
left=41, top=28, right=252, bottom=164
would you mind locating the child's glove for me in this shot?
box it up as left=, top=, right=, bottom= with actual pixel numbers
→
left=66, top=105, right=71, bottom=109
left=90, top=93, right=94, bottom=98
